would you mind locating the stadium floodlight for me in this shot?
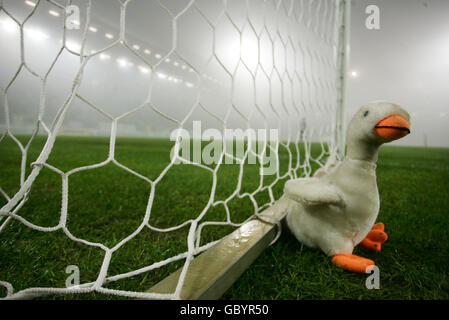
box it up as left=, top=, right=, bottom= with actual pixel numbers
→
left=139, top=66, right=150, bottom=74
left=99, top=53, right=111, bottom=60
left=116, top=58, right=129, bottom=67
left=48, top=10, right=60, bottom=17
left=157, top=72, right=167, bottom=79
left=25, top=0, right=36, bottom=7
left=24, top=27, right=49, bottom=41
left=0, top=19, right=18, bottom=33
left=0, top=0, right=350, bottom=300
left=66, top=40, right=81, bottom=52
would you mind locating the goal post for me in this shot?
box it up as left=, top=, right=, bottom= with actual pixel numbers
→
left=0, top=0, right=350, bottom=300
left=335, top=0, right=350, bottom=160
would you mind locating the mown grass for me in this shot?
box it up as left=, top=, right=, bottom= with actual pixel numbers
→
left=0, top=135, right=448, bottom=299
left=0, top=134, right=322, bottom=299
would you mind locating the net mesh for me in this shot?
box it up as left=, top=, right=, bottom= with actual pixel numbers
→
left=0, top=0, right=346, bottom=299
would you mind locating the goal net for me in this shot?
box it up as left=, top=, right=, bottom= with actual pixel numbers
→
left=0, top=0, right=348, bottom=299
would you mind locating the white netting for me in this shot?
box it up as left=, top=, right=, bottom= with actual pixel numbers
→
left=0, top=0, right=346, bottom=299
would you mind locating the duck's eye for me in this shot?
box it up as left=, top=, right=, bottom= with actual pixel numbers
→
left=363, top=111, right=369, bottom=117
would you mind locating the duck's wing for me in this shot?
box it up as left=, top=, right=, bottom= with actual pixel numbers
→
left=284, top=178, right=345, bottom=207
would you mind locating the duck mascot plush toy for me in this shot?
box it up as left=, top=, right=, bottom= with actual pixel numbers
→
left=284, top=101, right=410, bottom=273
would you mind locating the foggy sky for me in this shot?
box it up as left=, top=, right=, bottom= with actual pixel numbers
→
left=0, top=0, right=340, bottom=144
left=1, top=0, right=447, bottom=147
left=346, top=0, right=449, bottom=147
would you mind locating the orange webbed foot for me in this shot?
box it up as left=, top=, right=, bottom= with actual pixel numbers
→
left=359, top=222, right=388, bottom=252
left=331, top=254, right=375, bottom=273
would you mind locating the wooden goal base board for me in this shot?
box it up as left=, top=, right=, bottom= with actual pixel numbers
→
left=148, top=197, right=292, bottom=299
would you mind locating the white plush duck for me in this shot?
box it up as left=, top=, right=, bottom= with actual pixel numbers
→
left=284, top=101, right=410, bottom=273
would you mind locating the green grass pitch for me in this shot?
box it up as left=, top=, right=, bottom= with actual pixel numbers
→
left=0, top=135, right=448, bottom=299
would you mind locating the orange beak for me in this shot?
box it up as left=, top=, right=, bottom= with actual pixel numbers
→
left=375, top=114, right=410, bottom=141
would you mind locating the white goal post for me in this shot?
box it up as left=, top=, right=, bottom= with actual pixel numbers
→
left=0, top=0, right=350, bottom=299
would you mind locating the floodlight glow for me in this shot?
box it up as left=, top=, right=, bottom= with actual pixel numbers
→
left=139, top=66, right=150, bottom=74
left=144, top=49, right=151, bottom=55
left=25, top=0, right=36, bottom=7
left=49, top=10, right=60, bottom=17
left=105, top=33, right=114, bottom=39
left=100, top=53, right=111, bottom=60
left=173, top=61, right=179, bottom=67
left=88, top=26, right=98, bottom=32
left=71, top=20, right=80, bottom=26
left=155, top=53, right=161, bottom=59
left=132, top=44, right=140, bottom=50
left=350, top=70, right=358, bottom=77
left=181, top=65, right=187, bottom=70
left=117, top=58, right=128, bottom=67
left=165, top=58, right=171, bottom=63
left=66, top=41, right=81, bottom=52
left=185, top=82, right=194, bottom=88
left=157, top=72, right=167, bottom=79
left=25, top=28, right=49, bottom=41
left=1, top=19, right=18, bottom=33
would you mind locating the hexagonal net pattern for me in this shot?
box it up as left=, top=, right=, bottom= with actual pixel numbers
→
left=0, top=0, right=347, bottom=299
